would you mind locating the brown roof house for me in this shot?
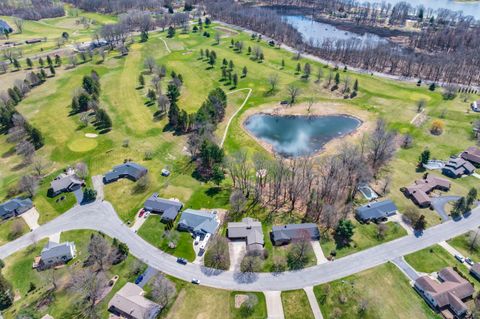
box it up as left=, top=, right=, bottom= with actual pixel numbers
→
left=461, top=146, right=480, bottom=166
left=414, top=267, right=474, bottom=318
left=469, top=263, right=480, bottom=280
left=404, top=174, right=451, bottom=208
left=227, top=218, right=264, bottom=251
left=108, top=282, right=161, bottom=319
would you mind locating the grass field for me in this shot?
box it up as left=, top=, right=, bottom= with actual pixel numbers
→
left=281, top=290, right=315, bottom=319
left=314, top=263, right=441, bottom=319
left=448, top=231, right=480, bottom=262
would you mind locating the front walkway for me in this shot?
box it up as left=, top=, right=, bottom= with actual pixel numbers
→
left=304, top=286, right=324, bottom=319
left=311, top=241, right=328, bottom=264
left=264, top=291, right=285, bottom=319
left=20, top=208, right=40, bottom=230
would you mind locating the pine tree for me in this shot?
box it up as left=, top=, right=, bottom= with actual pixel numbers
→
left=49, top=64, right=55, bottom=76
left=167, top=26, right=175, bottom=38
left=335, top=73, right=340, bottom=85
left=55, top=54, right=61, bottom=66
left=281, top=59, right=285, bottom=69
left=38, top=57, right=44, bottom=68
left=13, top=58, right=20, bottom=69
left=242, top=66, right=247, bottom=77
left=138, top=74, right=145, bottom=87
left=233, top=73, right=238, bottom=87
left=353, top=79, right=359, bottom=91
left=168, top=102, right=180, bottom=127
left=26, top=58, right=33, bottom=69
left=46, top=55, right=52, bottom=66
left=0, top=273, right=13, bottom=310
left=296, top=63, right=301, bottom=74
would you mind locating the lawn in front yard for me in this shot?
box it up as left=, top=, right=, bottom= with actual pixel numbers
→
left=229, top=291, right=267, bottom=319
left=137, top=214, right=196, bottom=262
left=314, top=263, right=440, bottom=319
left=448, top=230, right=480, bottom=262
left=281, top=289, right=315, bottom=319
left=321, top=220, right=407, bottom=259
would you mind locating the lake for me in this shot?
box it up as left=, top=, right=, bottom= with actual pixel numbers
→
left=283, top=15, right=387, bottom=47
left=244, top=114, right=361, bottom=157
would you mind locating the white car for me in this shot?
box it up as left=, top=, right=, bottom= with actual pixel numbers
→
left=161, top=168, right=171, bottom=176
left=191, top=278, right=200, bottom=285
left=194, top=236, right=200, bottom=245
left=466, top=257, right=474, bottom=266
left=144, top=212, right=150, bottom=218
left=455, top=254, right=465, bottom=263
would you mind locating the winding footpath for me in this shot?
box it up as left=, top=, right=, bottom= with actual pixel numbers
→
left=221, top=88, right=253, bottom=147
left=1, top=201, right=480, bottom=292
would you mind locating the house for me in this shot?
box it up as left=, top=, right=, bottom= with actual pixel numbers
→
left=0, top=20, right=12, bottom=34
left=40, top=241, right=76, bottom=267
left=470, top=263, right=480, bottom=280
left=49, top=169, right=84, bottom=197
left=271, top=223, right=320, bottom=246
left=414, top=267, right=474, bottom=319
left=104, top=162, right=148, bottom=183
left=144, top=193, right=183, bottom=222
left=177, top=209, right=219, bottom=237
left=108, top=282, right=161, bottom=319
left=25, top=38, right=42, bottom=44
left=355, top=200, right=398, bottom=223
left=461, top=146, right=480, bottom=166
left=227, top=218, right=264, bottom=251
left=442, top=157, right=475, bottom=178
left=404, top=174, right=451, bottom=208
left=0, top=197, right=33, bottom=220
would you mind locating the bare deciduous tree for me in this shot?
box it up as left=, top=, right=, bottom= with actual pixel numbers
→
left=287, top=84, right=300, bottom=105
left=18, top=175, right=38, bottom=197
left=87, top=234, right=111, bottom=272
left=150, top=274, right=176, bottom=308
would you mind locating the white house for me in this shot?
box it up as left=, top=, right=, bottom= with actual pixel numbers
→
left=40, top=241, right=76, bottom=267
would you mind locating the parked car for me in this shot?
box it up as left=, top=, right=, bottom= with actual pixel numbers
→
left=191, top=278, right=200, bottom=285
left=161, top=168, right=171, bottom=176
left=138, top=209, right=145, bottom=218
left=177, top=257, right=187, bottom=265
left=455, top=254, right=465, bottom=263
left=135, top=274, right=144, bottom=284
left=144, top=211, right=150, bottom=218
left=466, top=257, right=474, bottom=266
left=194, top=236, right=200, bottom=245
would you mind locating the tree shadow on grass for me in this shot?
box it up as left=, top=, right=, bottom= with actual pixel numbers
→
left=205, top=186, right=222, bottom=197
left=2, top=147, right=15, bottom=158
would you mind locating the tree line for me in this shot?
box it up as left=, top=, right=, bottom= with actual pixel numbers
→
left=0, top=0, right=64, bottom=20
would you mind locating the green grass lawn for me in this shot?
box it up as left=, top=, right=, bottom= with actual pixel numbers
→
left=137, top=215, right=196, bottom=262
left=321, top=221, right=407, bottom=259
left=314, top=263, right=441, bottom=319
left=2, top=230, right=143, bottom=318
left=0, top=218, right=28, bottom=245
left=229, top=291, right=267, bottom=319
left=448, top=231, right=480, bottom=262
left=281, top=290, right=315, bottom=319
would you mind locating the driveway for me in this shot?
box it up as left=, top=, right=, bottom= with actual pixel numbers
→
left=229, top=241, right=247, bottom=271
left=137, top=266, right=158, bottom=288
left=311, top=241, right=328, bottom=264
left=73, top=187, right=84, bottom=205
left=130, top=210, right=147, bottom=232
left=431, top=196, right=461, bottom=222
left=438, top=241, right=471, bottom=269
left=264, top=291, right=284, bottom=319
left=304, top=286, right=324, bottom=319
left=392, top=257, right=420, bottom=281
left=388, top=214, right=413, bottom=235
left=92, top=175, right=104, bottom=201
left=2, top=201, right=480, bottom=291
left=20, top=208, right=40, bottom=230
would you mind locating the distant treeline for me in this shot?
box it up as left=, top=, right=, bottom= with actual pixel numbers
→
left=0, top=0, right=64, bottom=20
left=63, top=0, right=168, bottom=14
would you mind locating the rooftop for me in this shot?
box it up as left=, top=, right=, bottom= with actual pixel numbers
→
left=271, top=223, right=320, bottom=242
left=108, top=282, right=161, bottom=319
left=178, top=209, right=219, bottom=235
left=356, top=200, right=398, bottom=221
left=228, top=218, right=264, bottom=248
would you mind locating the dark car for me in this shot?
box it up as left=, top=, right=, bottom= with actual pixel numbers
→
left=134, top=274, right=144, bottom=284
left=177, top=257, right=187, bottom=265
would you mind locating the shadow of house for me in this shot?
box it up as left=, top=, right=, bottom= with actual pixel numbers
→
left=144, top=193, right=183, bottom=223
left=355, top=200, right=398, bottom=223
left=414, top=267, right=474, bottom=319
left=103, top=162, right=148, bottom=184
left=227, top=217, right=264, bottom=252
left=270, top=223, right=320, bottom=246
left=0, top=198, right=33, bottom=220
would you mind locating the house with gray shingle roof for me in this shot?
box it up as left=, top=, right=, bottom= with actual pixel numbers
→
left=104, top=162, right=148, bottom=183
left=40, top=241, right=76, bottom=267
left=108, top=282, right=161, bottom=319
left=49, top=169, right=84, bottom=197
left=356, top=200, right=398, bottom=223
left=271, top=223, right=320, bottom=246
left=227, top=218, right=264, bottom=251
left=144, top=193, right=183, bottom=222
left=177, top=209, right=219, bottom=237
left=0, top=197, right=33, bottom=220
left=0, top=20, right=12, bottom=35
left=442, top=157, right=475, bottom=178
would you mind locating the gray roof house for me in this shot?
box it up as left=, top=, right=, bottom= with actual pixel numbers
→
left=104, top=162, right=148, bottom=183
left=108, top=282, right=161, bottom=319
left=0, top=20, right=12, bottom=34
left=49, top=172, right=84, bottom=197
left=144, top=193, right=183, bottom=222
left=356, top=200, right=398, bottom=222
left=177, top=209, right=219, bottom=236
left=40, top=241, right=76, bottom=267
left=227, top=218, right=264, bottom=251
left=442, top=157, right=475, bottom=178
left=271, top=223, right=320, bottom=246
left=0, top=198, right=33, bottom=220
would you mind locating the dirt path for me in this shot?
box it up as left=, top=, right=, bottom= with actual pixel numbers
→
left=220, top=88, right=252, bottom=147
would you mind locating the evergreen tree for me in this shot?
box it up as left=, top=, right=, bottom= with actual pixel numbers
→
left=40, top=69, right=47, bottom=80
left=419, top=148, right=430, bottom=165
left=281, top=59, right=285, bottom=68
left=7, top=88, right=21, bottom=105
left=336, top=219, right=355, bottom=244
left=49, top=64, right=55, bottom=76
left=429, top=83, right=436, bottom=91
left=138, top=74, right=145, bottom=87
left=0, top=273, right=13, bottom=310
left=46, top=55, right=52, bottom=66
left=168, top=102, right=180, bottom=127
left=334, top=73, right=340, bottom=85
left=233, top=73, right=238, bottom=87
left=38, top=57, right=44, bottom=68
left=229, top=60, right=234, bottom=70
left=212, top=164, right=225, bottom=185
left=26, top=125, right=44, bottom=149
left=167, top=83, right=180, bottom=104
left=167, top=26, right=175, bottom=38
left=147, top=89, right=156, bottom=102
left=26, top=58, right=33, bottom=69
left=205, top=17, right=211, bottom=26
left=95, top=108, right=112, bottom=128
left=296, top=63, right=301, bottom=74
left=242, top=66, right=247, bottom=77
left=71, top=96, right=80, bottom=113
left=77, top=92, right=91, bottom=112
left=55, top=54, right=61, bottom=66
left=82, top=75, right=100, bottom=96
left=13, top=58, right=20, bottom=69
left=353, top=79, right=359, bottom=91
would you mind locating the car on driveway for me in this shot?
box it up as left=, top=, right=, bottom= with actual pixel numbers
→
left=191, top=278, right=200, bottom=285
left=455, top=254, right=465, bottom=263
left=138, top=209, right=145, bottom=218
left=144, top=211, right=150, bottom=218
left=135, top=274, right=144, bottom=284
left=466, top=257, right=474, bottom=266
left=177, top=257, right=187, bottom=265
left=161, top=168, right=170, bottom=176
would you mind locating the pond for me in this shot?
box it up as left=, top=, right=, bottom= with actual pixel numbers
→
left=244, top=114, right=361, bottom=157
left=283, top=15, right=387, bottom=47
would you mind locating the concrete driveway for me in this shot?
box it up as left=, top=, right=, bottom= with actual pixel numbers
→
left=392, top=257, right=420, bottom=281
left=73, top=187, right=84, bottom=205
left=311, top=241, right=328, bottom=264
left=431, top=196, right=461, bottom=222
left=264, top=291, right=284, bottom=319
left=229, top=241, right=246, bottom=271
left=20, top=208, right=40, bottom=230
left=92, top=175, right=104, bottom=201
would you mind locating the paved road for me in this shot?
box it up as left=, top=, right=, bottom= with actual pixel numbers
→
left=2, top=201, right=480, bottom=291
left=430, top=196, right=461, bottom=221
